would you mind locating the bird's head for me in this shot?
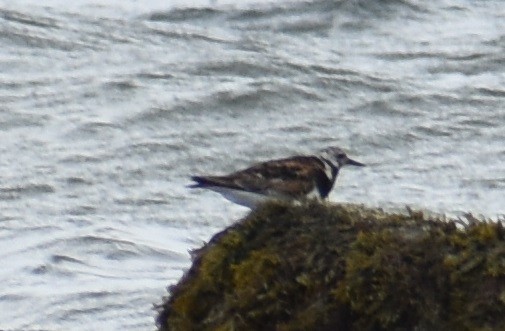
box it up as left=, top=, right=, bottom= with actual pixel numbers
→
left=319, top=146, right=365, bottom=168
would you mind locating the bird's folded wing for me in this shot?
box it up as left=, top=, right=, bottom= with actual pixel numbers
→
left=231, top=156, right=326, bottom=198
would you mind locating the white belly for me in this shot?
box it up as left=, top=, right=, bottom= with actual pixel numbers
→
left=208, top=187, right=272, bottom=208
left=207, top=186, right=322, bottom=209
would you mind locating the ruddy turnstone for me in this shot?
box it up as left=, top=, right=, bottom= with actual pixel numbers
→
left=189, top=146, right=365, bottom=208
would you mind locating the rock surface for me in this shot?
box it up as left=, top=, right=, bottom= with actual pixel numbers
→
left=157, top=202, right=505, bottom=331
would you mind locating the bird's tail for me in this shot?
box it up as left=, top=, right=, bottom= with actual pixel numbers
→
left=188, top=176, right=215, bottom=188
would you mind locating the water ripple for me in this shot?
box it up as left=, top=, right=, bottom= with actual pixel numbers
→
left=0, top=183, right=55, bottom=199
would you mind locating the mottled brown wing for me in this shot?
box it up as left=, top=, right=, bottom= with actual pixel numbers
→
left=228, top=156, right=326, bottom=198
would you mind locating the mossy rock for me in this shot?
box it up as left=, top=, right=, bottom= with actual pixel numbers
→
left=156, top=202, right=505, bottom=331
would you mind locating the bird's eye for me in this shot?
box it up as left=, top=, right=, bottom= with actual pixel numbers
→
left=337, top=153, right=346, bottom=159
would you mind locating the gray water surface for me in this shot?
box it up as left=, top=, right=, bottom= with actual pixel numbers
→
left=0, top=0, right=504, bottom=329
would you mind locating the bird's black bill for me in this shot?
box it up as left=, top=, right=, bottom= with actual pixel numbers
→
left=347, top=158, right=365, bottom=167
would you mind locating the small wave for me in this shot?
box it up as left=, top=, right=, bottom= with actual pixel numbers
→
left=0, top=112, right=47, bottom=130
left=0, top=9, right=59, bottom=29
left=147, top=7, right=222, bottom=22
left=308, top=65, right=359, bottom=76
left=349, top=99, right=419, bottom=118
left=114, top=141, right=187, bottom=157
left=64, top=177, right=94, bottom=186
left=76, top=121, right=121, bottom=133
left=234, top=10, right=334, bottom=34
left=66, top=205, right=97, bottom=216
left=147, top=26, right=232, bottom=44
left=103, top=80, right=139, bottom=91
left=137, top=72, right=175, bottom=80
left=213, top=84, right=277, bottom=107
left=63, top=121, right=122, bottom=141
left=51, top=254, right=85, bottom=265
left=413, top=124, right=452, bottom=137
left=0, top=25, right=78, bottom=51
left=322, top=72, right=397, bottom=94
left=59, top=154, right=102, bottom=164
left=457, top=118, right=499, bottom=128
left=31, top=263, right=75, bottom=277
left=66, top=234, right=182, bottom=261
left=0, top=183, right=55, bottom=199
left=336, top=0, right=427, bottom=17
left=275, top=17, right=334, bottom=34
left=377, top=51, right=444, bottom=60
left=0, top=294, right=26, bottom=302
left=475, top=87, right=505, bottom=98
left=128, top=106, right=184, bottom=124
left=144, top=0, right=427, bottom=30
left=423, top=93, right=485, bottom=108
left=460, top=178, right=505, bottom=190
left=191, top=59, right=281, bottom=78
left=428, top=54, right=503, bottom=76
left=114, top=197, right=169, bottom=206
left=445, top=53, right=488, bottom=61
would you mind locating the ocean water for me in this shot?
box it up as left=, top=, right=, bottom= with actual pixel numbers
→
left=0, top=0, right=504, bottom=329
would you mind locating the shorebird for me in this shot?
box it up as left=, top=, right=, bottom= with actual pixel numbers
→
left=189, top=146, right=365, bottom=208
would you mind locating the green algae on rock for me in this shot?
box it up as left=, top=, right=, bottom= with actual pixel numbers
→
left=156, top=202, right=505, bottom=331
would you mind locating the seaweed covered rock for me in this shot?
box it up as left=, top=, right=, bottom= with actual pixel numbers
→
left=157, top=202, right=505, bottom=331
